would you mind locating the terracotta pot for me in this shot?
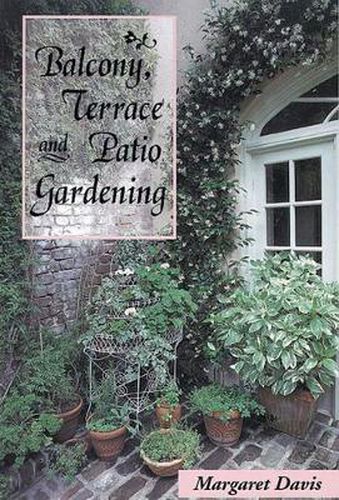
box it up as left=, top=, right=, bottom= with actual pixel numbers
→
left=89, top=425, right=127, bottom=461
left=55, top=397, right=83, bottom=443
left=156, top=403, right=182, bottom=429
left=204, top=410, right=243, bottom=446
left=140, top=450, right=183, bottom=477
left=258, top=387, right=317, bottom=438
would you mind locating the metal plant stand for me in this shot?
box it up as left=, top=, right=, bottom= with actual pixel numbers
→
left=83, top=274, right=183, bottom=427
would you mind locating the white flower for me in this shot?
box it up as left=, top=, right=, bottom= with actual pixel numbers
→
left=115, top=269, right=124, bottom=275
left=125, top=268, right=134, bottom=276
left=160, top=263, right=170, bottom=269
left=124, top=307, right=137, bottom=317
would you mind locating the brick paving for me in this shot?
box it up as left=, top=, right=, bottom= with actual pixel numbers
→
left=13, top=411, right=339, bottom=500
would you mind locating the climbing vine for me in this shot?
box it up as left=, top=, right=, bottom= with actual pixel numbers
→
left=171, top=0, right=338, bottom=383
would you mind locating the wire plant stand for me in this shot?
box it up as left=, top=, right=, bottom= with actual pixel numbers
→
left=83, top=273, right=183, bottom=427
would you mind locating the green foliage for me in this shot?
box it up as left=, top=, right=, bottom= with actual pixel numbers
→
left=19, top=346, right=78, bottom=413
left=0, top=333, right=81, bottom=466
left=87, top=374, right=131, bottom=432
left=0, top=391, right=61, bottom=466
left=48, top=442, right=87, bottom=482
left=140, top=428, right=200, bottom=469
left=189, top=384, right=264, bottom=422
left=156, top=379, right=181, bottom=408
left=86, top=263, right=196, bottom=337
left=167, top=0, right=337, bottom=385
left=84, top=263, right=196, bottom=385
left=208, top=254, right=339, bottom=399
left=0, top=0, right=140, bottom=470
left=0, top=474, right=10, bottom=500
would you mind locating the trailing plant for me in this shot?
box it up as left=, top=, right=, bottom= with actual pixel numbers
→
left=165, top=0, right=338, bottom=385
left=48, top=442, right=87, bottom=482
left=0, top=0, right=140, bottom=467
left=83, top=263, right=196, bottom=385
left=189, top=384, right=264, bottom=422
left=156, top=379, right=181, bottom=408
left=140, top=428, right=200, bottom=469
left=208, top=254, right=339, bottom=399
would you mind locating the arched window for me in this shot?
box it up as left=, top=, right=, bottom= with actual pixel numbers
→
left=240, top=61, right=339, bottom=282
left=261, top=75, right=339, bottom=136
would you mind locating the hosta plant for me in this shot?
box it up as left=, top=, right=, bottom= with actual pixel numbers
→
left=208, top=254, right=339, bottom=399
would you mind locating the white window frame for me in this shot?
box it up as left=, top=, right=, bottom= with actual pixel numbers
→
left=237, top=57, right=339, bottom=417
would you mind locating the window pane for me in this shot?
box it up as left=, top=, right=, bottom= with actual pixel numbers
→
left=266, top=207, right=290, bottom=246
left=266, top=162, right=289, bottom=203
left=261, top=102, right=335, bottom=135
left=302, top=75, right=338, bottom=98
left=295, top=157, right=321, bottom=201
left=295, top=206, right=321, bottom=246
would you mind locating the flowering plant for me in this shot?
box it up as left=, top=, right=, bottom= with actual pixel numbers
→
left=167, top=0, right=337, bottom=383
left=86, top=263, right=196, bottom=341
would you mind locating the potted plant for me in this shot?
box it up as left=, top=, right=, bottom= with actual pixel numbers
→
left=208, top=254, right=339, bottom=438
left=86, top=375, right=130, bottom=461
left=156, top=380, right=182, bottom=429
left=140, top=428, right=200, bottom=477
left=83, top=263, right=197, bottom=387
left=22, top=346, right=83, bottom=443
left=189, top=384, right=264, bottom=445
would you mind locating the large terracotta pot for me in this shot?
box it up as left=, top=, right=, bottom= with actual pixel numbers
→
left=55, top=397, right=83, bottom=443
left=89, top=425, right=127, bottom=461
left=140, top=450, right=183, bottom=477
left=204, top=410, right=243, bottom=446
left=156, top=403, right=182, bottom=429
left=258, top=387, right=318, bottom=438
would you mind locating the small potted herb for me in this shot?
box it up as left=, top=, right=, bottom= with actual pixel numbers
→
left=156, top=380, right=182, bottom=429
left=140, top=428, right=200, bottom=477
left=189, top=384, right=264, bottom=446
left=86, top=376, right=130, bottom=461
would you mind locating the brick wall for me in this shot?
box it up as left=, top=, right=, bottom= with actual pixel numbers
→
left=33, top=240, right=116, bottom=333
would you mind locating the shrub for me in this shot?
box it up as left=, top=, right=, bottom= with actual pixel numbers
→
left=0, top=392, right=61, bottom=466
left=189, top=384, right=264, bottom=422
left=208, top=254, right=339, bottom=398
left=140, top=428, right=200, bottom=469
left=20, top=346, right=79, bottom=413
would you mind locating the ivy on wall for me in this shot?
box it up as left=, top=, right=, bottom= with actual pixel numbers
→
left=171, top=0, right=338, bottom=382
